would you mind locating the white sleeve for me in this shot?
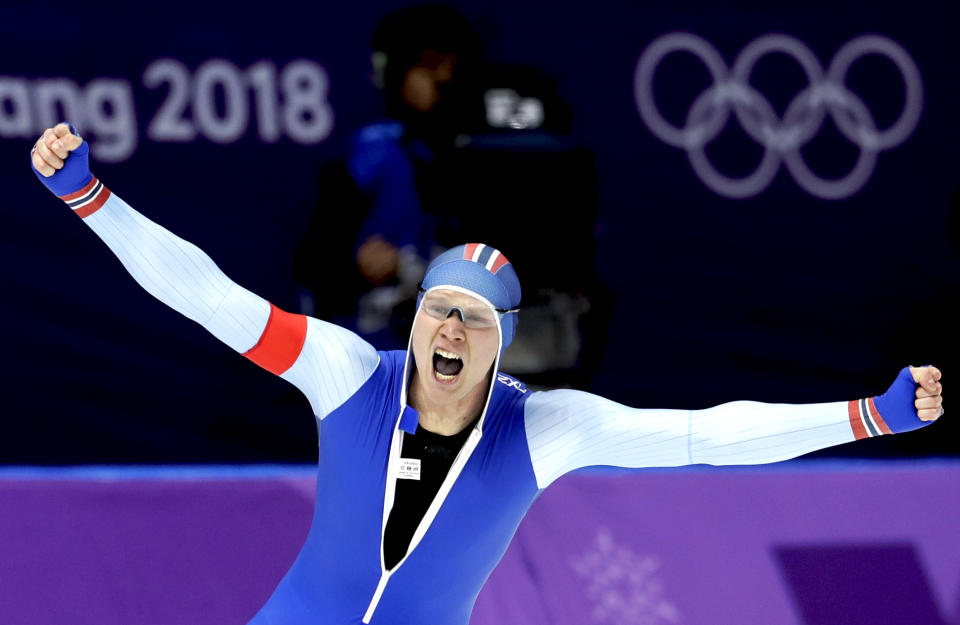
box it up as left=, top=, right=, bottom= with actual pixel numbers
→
left=79, top=187, right=378, bottom=418
left=84, top=191, right=270, bottom=351
left=279, top=317, right=379, bottom=419
left=523, top=388, right=858, bottom=489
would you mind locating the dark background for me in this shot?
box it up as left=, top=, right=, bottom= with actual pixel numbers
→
left=1, top=0, right=956, bottom=463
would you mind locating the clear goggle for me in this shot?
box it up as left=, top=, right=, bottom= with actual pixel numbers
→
left=419, top=289, right=518, bottom=330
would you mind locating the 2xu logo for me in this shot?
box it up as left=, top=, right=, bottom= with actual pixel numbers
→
left=497, top=374, right=528, bottom=394
left=633, top=33, right=923, bottom=200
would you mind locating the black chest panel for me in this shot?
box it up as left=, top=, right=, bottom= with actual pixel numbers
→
left=383, top=418, right=477, bottom=571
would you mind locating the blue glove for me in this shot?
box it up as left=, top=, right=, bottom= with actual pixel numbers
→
left=31, top=123, right=93, bottom=197
left=873, top=366, right=928, bottom=434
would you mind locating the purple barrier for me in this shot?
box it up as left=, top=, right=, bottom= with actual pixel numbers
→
left=0, top=472, right=316, bottom=624
left=476, top=463, right=960, bottom=625
left=1, top=463, right=957, bottom=625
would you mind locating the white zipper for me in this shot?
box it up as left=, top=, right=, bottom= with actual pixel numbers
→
left=361, top=290, right=502, bottom=623
left=362, top=413, right=406, bottom=624
left=362, top=572, right=391, bottom=623
left=361, top=425, right=483, bottom=623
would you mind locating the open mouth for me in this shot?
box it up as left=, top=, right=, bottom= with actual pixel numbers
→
left=433, top=348, right=463, bottom=381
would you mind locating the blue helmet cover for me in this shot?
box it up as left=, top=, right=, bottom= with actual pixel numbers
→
left=417, top=244, right=522, bottom=351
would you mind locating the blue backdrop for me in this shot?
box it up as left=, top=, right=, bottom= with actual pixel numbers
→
left=1, top=0, right=957, bottom=462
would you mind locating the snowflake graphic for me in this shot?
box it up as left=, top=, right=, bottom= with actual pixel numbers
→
left=569, top=527, right=681, bottom=625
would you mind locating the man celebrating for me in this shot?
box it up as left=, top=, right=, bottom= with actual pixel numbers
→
left=31, top=123, right=943, bottom=625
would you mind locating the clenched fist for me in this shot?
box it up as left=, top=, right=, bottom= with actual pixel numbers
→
left=31, top=123, right=94, bottom=199
left=909, top=365, right=943, bottom=422
left=871, top=365, right=944, bottom=435
left=31, top=123, right=83, bottom=177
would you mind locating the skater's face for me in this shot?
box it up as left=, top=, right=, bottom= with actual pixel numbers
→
left=410, top=289, right=500, bottom=410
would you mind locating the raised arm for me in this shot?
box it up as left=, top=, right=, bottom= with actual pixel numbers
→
left=524, top=366, right=943, bottom=489
left=31, top=124, right=378, bottom=419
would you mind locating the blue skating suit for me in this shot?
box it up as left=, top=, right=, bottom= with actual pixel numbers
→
left=249, top=351, right=537, bottom=624
left=54, top=184, right=919, bottom=625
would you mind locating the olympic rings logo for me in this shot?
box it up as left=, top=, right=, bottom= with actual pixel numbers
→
left=633, top=33, right=923, bottom=200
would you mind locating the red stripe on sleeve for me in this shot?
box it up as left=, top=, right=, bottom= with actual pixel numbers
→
left=867, top=397, right=893, bottom=435
left=59, top=177, right=98, bottom=201
left=464, top=243, right=479, bottom=260
left=74, top=187, right=111, bottom=218
left=243, top=304, right=308, bottom=375
left=848, top=400, right=869, bottom=440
